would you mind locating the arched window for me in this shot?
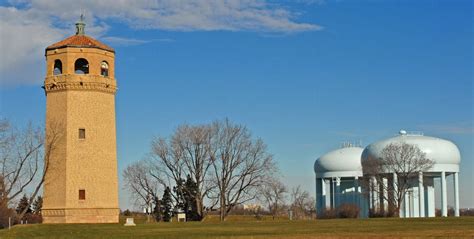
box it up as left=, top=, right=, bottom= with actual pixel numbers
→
left=75, top=58, right=89, bottom=74
left=101, top=61, right=109, bottom=77
left=53, top=60, right=62, bottom=75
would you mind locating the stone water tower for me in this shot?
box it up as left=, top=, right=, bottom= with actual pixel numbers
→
left=42, top=16, right=119, bottom=223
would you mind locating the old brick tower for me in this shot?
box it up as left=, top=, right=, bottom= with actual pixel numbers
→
left=42, top=16, right=119, bottom=223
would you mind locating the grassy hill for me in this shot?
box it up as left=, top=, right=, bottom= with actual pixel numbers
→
left=0, top=216, right=473, bottom=238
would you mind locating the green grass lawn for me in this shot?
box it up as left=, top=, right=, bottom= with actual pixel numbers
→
left=1, top=216, right=473, bottom=239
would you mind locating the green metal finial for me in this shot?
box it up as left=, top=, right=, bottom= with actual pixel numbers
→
left=75, top=14, right=85, bottom=35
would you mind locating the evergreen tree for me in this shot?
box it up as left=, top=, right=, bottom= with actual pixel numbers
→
left=172, top=178, right=186, bottom=212
left=153, top=195, right=162, bottom=222
left=162, top=187, right=173, bottom=222
left=183, top=175, right=200, bottom=221
left=123, top=209, right=132, bottom=216
left=32, top=196, right=43, bottom=215
left=16, top=195, right=31, bottom=216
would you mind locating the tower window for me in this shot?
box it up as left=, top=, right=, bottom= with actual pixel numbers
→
left=53, top=60, right=62, bottom=75
left=79, top=128, right=86, bottom=139
left=101, top=61, right=109, bottom=77
left=75, top=58, right=89, bottom=74
left=79, top=189, right=86, bottom=200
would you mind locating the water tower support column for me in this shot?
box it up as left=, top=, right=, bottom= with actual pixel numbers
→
left=393, top=173, right=398, bottom=216
left=335, top=177, right=341, bottom=208
left=441, top=171, right=447, bottom=217
left=324, top=179, right=331, bottom=208
left=418, top=172, right=425, bottom=217
left=454, top=172, right=459, bottom=217
left=354, top=176, right=359, bottom=205
left=382, top=177, right=388, bottom=213
left=321, top=178, right=326, bottom=210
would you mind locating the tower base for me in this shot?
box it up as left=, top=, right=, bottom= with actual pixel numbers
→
left=42, top=208, right=119, bottom=224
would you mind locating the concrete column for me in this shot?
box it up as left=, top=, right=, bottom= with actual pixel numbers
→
left=393, top=173, right=398, bottom=214
left=373, top=177, right=379, bottom=212
left=331, top=178, right=336, bottom=209
left=382, top=177, right=388, bottom=213
left=441, top=171, right=447, bottom=217
left=354, top=176, right=359, bottom=204
left=454, top=172, right=460, bottom=217
left=335, top=177, right=341, bottom=208
left=325, top=178, right=332, bottom=209
left=418, top=172, right=425, bottom=217
left=404, top=192, right=410, bottom=217
left=315, top=175, right=320, bottom=214
left=321, top=178, right=328, bottom=209
left=369, top=178, right=373, bottom=210
left=425, top=180, right=435, bottom=217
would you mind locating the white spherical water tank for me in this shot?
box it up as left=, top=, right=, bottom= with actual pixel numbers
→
left=360, top=130, right=461, bottom=218
left=314, top=146, right=366, bottom=217
left=362, top=131, right=461, bottom=173
left=314, top=146, right=364, bottom=178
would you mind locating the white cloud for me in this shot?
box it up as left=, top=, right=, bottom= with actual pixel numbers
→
left=0, top=0, right=321, bottom=86
left=0, top=7, right=66, bottom=86
left=26, top=0, right=322, bottom=32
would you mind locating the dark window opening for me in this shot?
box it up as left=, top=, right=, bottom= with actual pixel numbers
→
left=101, top=61, right=109, bottom=77
left=79, top=128, right=85, bottom=139
left=79, top=189, right=86, bottom=200
left=53, top=59, right=62, bottom=75
left=75, top=58, right=89, bottom=74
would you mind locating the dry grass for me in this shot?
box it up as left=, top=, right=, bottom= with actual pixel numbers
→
left=0, top=216, right=473, bottom=238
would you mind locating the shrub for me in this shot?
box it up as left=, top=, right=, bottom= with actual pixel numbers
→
left=25, top=213, right=42, bottom=224
left=0, top=204, right=15, bottom=229
left=369, top=208, right=393, bottom=218
left=435, top=208, right=456, bottom=217
left=448, top=207, right=455, bottom=217
left=318, top=208, right=337, bottom=219
left=122, top=209, right=132, bottom=216
left=460, top=208, right=474, bottom=216
left=337, top=204, right=360, bottom=218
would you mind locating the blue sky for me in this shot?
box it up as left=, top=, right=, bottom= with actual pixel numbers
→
left=0, top=0, right=472, bottom=209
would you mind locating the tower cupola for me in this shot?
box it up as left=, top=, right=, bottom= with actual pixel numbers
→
left=75, top=14, right=86, bottom=35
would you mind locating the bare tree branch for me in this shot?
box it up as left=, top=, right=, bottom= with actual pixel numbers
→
left=259, top=177, right=287, bottom=220
left=361, top=142, right=434, bottom=217
left=208, top=119, right=276, bottom=221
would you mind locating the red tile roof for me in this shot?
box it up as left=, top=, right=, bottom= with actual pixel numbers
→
left=46, top=35, right=114, bottom=52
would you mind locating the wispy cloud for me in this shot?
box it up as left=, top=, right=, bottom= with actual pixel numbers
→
left=419, top=122, right=474, bottom=135
left=102, top=36, right=174, bottom=46
left=294, top=0, right=326, bottom=5
left=102, top=37, right=147, bottom=46
left=0, top=0, right=321, bottom=86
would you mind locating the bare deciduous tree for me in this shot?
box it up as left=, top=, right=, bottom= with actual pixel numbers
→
left=0, top=119, right=62, bottom=220
left=124, top=119, right=277, bottom=222
left=172, top=124, right=213, bottom=220
left=259, top=177, right=287, bottom=220
left=123, top=159, right=164, bottom=209
left=151, top=137, right=185, bottom=189
left=0, top=120, right=43, bottom=205
left=362, top=142, right=434, bottom=216
left=149, top=124, right=213, bottom=220
left=290, top=185, right=315, bottom=219
left=208, top=119, right=276, bottom=221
